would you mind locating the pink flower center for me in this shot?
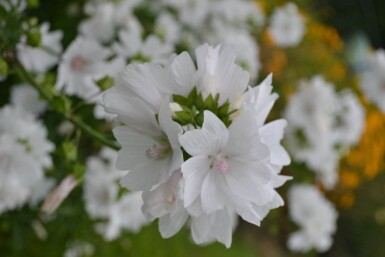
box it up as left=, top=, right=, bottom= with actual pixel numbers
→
left=145, top=143, right=170, bottom=160
left=70, top=56, right=86, bottom=71
left=214, top=158, right=228, bottom=175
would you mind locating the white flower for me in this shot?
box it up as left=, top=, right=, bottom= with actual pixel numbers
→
left=79, top=2, right=116, bottom=43
left=17, top=23, right=63, bottom=73
left=142, top=170, right=189, bottom=238
left=0, top=105, right=53, bottom=214
left=97, top=192, right=149, bottom=241
left=56, top=37, right=123, bottom=99
left=359, top=49, right=385, bottom=112
left=284, top=76, right=365, bottom=189
left=195, top=44, right=250, bottom=104
left=179, top=110, right=288, bottom=221
left=0, top=135, right=41, bottom=213
left=331, top=90, right=365, bottom=147
left=112, top=97, right=183, bottom=191
left=287, top=184, right=338, bottom=253
left=84, top=149, right=124, bottom=219
left=268, top=3, right=306, bottom=47
left=104, top=43, right=290, bottom=247
left=10, top=84, right=47, bottom=115
left=114, top=28, right=173, bottom=64
left=0, top=105, right=54, bottom=168
left=204, top=22, right=261, bottom=81
left=155, top=12, right=182, bottom=44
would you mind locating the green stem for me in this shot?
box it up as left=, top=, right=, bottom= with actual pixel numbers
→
left=13, top=59, right=120, bottom=151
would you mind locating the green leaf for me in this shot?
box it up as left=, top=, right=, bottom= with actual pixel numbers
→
left=52, top=95, right=72, bottom=113
left=204, top=94, right=217, bottom=112
left=173, top=94, right=188, bottom=106
left=73, top=163, right=85, bottom=181
left=27, top=0, right=40, bottom=8
left=194, top=93, right=204, bottom=110
left=186, top=87, right=197, bottom=107
left=217, top=101, right=230, bottom=118
left=195, top=111, right=204, bottom=127
left=95, top=76, right=114, bottom=91
left=0, top=57, right=8, bottom=77
left=62, top=142, right=77, bottom=162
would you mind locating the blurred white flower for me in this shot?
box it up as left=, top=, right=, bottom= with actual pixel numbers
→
left=285, top=76, right=364, bottom=189
left=268, top=3, right=306, bottom=47
left=0, top=106, right=53, bottom=214
left=359, top=49, right=385, bottom=112
left=17, top=23, right=63, bottom=73
left=56, top=37, right=124, bottom=99
left=10, top=84, right=47, bottom=115
left=85, top=148, right=148, bottom=240
left=287, top=184, right=338, bottom=253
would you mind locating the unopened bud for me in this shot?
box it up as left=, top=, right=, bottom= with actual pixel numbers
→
left=26, top=30, right=42, bottom=47
left=41, top=175, right=78, bottom=214
left=169, top=102, right=183, bottom=118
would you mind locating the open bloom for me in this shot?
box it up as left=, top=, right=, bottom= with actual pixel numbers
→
left=104, top=43, right=290, bottom=247
left=287, top=184, right=338, bottom=253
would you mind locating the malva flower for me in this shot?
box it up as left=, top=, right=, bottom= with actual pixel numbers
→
left=103, top=43, right=290, bottom=247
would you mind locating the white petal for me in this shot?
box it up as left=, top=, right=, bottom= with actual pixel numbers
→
left=179, top=111, right=228, bottom=156
left=113, top=126, right=157, bottom=170
left=181, top=156, right=211, bottom=207
left=260, top=119, right=291, bottom=166
left=117, top=63, right=165, bottom=111
left=168, top=52, right=197, bottom=96
left=226, top=160, right=274, bottom=205
left=159, top=206, right=189, bottom=238
left=120, top=158, right=169, bottom=191
left=225, top=111, right=269, bottom=161
left=201, top=170, right=227, bottom=213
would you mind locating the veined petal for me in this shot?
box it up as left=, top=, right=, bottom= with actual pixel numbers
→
left=167, top=52, right=197, bottom=96
left=181, top=156, right=211, bottom=207
left=225, top=111, right=269, bottom=161
left=120, top=157, right=170, bottom=191
left=201, top=170, right=227, bottom=213
left=260, top=119, right=291, bottom=166
left=226, top=160, right=274, bottom=205
left=117, top=63, right=166, bottom=111
left=113, top=126, right=157, bottom=170
left=104, top=87, right=160, bottom=136
left=159, top=205, right=189, bottom=238
left=179, top=111, right=228, bottom=156
left=158, top=96, right=183, bottom=149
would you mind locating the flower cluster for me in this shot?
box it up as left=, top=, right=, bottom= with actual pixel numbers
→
left=285, top=76, right=364, bottom=189
left=359, top=49, right=385, bottom=113
left=287, top=184, right=338, bottom=253
left=104, top=44, right=291, bottom=247
left=84, top=148, right=149, bottom=240
left=0, top=104, right=54, bottom=214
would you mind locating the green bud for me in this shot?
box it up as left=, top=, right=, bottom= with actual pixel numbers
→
left=73, top=163, right=85, bottom=181
left=52, top=95, right=72, bottom=113
left=133, top=52, right=151, bottom=63
left=0, top=58, right=8, bottom=77
left=175, top=110, right=193, bottom=125
left=96, top=76, right=114, bottom=91
left=27, top=0, right=40, bottom=8
left=26, top=30, right=42, bottom=47
left=28, top=17, right=39, bottom=27
left=62, top=142, right=77, bottom=162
